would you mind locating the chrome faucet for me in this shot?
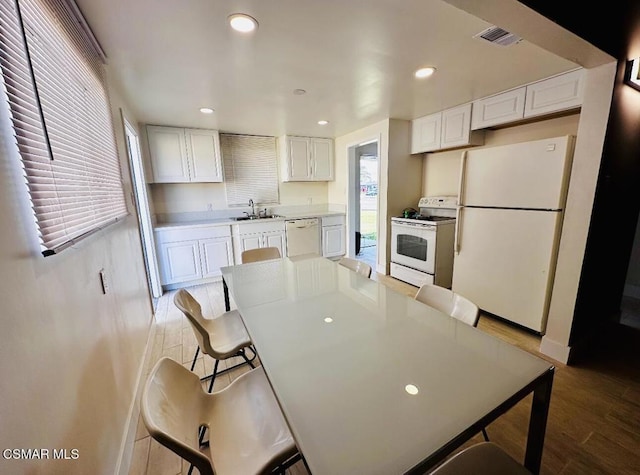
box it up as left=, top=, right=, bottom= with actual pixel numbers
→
left=249, top=199, right=255, bottom=216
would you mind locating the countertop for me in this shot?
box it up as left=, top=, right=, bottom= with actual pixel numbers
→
left=154, top=210, right=344, bottom=231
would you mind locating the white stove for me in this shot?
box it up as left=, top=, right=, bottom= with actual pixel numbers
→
left=390, top=196, right=457, bottom=288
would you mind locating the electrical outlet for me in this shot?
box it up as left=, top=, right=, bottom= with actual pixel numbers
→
left=99, top=268, right=109, bottom=295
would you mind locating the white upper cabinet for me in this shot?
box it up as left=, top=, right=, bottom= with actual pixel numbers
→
left=280, top=136, right=334, bottom=181
left=184, top=128, right=223, bottom=182
left=469, top=69, right=585, bottom=131
left=147, top=126, right=190, bottom=182
left=147, top=125, right=223, bottom=183
left=411, top=113, right=442, bottom=153
left=471, top=87, right=526, bottom=130
left=411, top=103, right=483, bottom=154
left=286, top=136, right=312, bottom=180
left=441, top=103, right=476, bottom=149
left=310, top=138, right=334, bottom=181
left=524, top=69, right=585, bottom=119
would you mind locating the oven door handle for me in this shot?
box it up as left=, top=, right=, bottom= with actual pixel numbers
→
left=393, top=223, right=434, bottom=232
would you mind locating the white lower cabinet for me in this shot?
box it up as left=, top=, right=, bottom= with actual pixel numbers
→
left=162, top=240, right=201, bottom=283
left=155, top=225, right=233, bottom=286
left=232, top=221, right=286, bottom=263
left=321, top=215, right=346, bottom=258
left=200, top=238, right=234, bottom=278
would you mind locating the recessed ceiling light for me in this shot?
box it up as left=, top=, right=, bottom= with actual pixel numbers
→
left=318, top=120, right=329, bottom=125
left=415, top=67, right=436, bottom=79
left=405, top=384, right=419, bottom=395
left=324, top=317, right=333, bottom=323
left=228, top=13, right=258, bottom=33
left=293, top=89, right=307, bottom=95
left=199, top=107, right=214, bottom=114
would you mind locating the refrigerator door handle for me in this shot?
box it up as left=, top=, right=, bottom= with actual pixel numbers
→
left=455, top=207, right=462, bottom=254
left=455, top=150, right=467, bottom=255
left=458, top=150, right=468, bottom=207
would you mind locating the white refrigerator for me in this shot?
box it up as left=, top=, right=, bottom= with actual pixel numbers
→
left=452, top=135, right=575, bottom=333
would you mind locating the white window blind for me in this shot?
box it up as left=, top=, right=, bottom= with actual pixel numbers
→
left=221, top=133, right=279, bottom=206
left=0, top=0, right=127, bottom=255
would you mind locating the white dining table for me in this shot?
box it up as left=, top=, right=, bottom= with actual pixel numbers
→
left=221, top=256, right=554, bottom=475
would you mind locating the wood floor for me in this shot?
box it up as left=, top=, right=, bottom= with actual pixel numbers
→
left=129, top=272, right=640, bottom=475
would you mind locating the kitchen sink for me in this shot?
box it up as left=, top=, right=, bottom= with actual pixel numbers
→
left=234, top=215, right=281, bottom=221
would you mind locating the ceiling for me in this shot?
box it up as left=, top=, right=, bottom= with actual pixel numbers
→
left=76, top=0, right=580, bottom=138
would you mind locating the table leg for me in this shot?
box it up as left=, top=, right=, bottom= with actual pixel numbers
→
left=223, top=277, right=230, bottom=312
left=524, top=367, right=554, bottom=474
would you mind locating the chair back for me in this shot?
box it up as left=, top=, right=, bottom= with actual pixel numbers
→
left=241, top=247, right=281, bottom=263
left=430, top=442, right=531, bottom=474
left=338, top=257, right=372, bottom=278
left=174, top=289, right=213, bottom=354
left=141, top=357, right=214, bottom=475
left=414, top=284, right=480, bottom=327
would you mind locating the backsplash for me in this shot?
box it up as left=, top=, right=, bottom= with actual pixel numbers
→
left=155, top=203, right=346, bottom=224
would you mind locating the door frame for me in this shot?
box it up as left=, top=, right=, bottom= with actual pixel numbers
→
left=121, top=111, right=162, bottom=301
left=347, top=137, right=380, bottom=263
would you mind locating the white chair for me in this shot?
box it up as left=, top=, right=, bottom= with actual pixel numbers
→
left=338, top=257, right=372, bottom=278
left=241, top=246, right=281, bottom=263
left=415, top=284, right=487, bottom=441
left=174, top=289, right=255, bottom=393
left=141, top=357, right=299, bottom=475
left=414, top=284, right=480, bottom=327
left=429, top=442, right=531, bottom=475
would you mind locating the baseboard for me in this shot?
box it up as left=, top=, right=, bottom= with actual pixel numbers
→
left=539, top=335, right=572, bottom=364
left=114, top=318, right=157, bottom=475
left=623, top=284, right=640, bottom=299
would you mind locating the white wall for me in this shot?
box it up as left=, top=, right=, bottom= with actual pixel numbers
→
left=331, top=119, right=389, bottom=270
left=387, top=119, right=423, bottom=271
left=542, top=63, right=617, bottom=362
left=0, top=77, right=153, bottom=473
left=330, top=118, right=422, bottom=273
left=149, top=181, right=329, bottom=215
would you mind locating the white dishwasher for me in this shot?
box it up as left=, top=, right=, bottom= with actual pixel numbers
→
left=285, top=218, right=320, bottom=257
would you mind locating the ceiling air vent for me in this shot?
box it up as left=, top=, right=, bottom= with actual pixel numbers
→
left=474, top=26, right=521, bottom=47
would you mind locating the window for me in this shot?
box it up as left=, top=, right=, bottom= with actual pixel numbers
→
left=0, top=0, right=127, bottom=255
left=221, top=133, right=279, bottom=206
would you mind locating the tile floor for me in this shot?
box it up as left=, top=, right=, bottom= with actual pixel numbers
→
left=356, top=242, right=377, bottom=270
